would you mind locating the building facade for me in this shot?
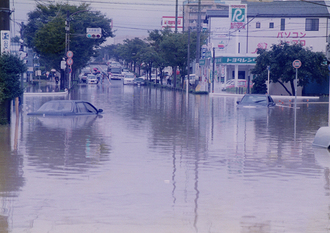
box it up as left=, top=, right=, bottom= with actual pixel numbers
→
left=199, top=1, right=330, bottom=94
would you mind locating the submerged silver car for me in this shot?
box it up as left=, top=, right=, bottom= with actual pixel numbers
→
left=27, top=100, right=103, bottom=116
left=237, top=94, right=276, bottom=108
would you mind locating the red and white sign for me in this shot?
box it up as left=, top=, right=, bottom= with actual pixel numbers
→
left=161, top=16, right=183, bottom=29
left=292, top=60, right=301, bottom=69
left=67, top=51, right=73, bottom=58
left=67, top=58, right=73, bottom=66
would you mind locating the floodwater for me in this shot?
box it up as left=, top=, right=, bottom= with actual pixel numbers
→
left=1, top=81, right=330, bottom=233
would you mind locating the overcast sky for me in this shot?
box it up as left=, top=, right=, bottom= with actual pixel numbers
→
left=10, top=0, right=184, bottom=44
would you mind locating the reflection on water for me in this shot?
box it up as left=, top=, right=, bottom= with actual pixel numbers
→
left=1, top=83, right=330, bottom=232
left=35, top=115, right=101, bottom=130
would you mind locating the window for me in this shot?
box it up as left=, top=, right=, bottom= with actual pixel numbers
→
left=306, top=18, right=319, bottom=31
left=256, top=22, right=260, bottom=28
left=280, top=19, right=285, bottom=31
left=269, top=22, right=274, bottom=28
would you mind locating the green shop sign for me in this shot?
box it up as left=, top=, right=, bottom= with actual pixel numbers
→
left=215, top=57, right=256, bottom=64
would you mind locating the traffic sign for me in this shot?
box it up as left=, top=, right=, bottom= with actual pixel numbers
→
left=293, top=60, right=301, bottom=69
left=86, top=28, right=102, bottom=39
left=67, top=58, right=73, bottom=66
left=67, top=51, right=73, bottom=58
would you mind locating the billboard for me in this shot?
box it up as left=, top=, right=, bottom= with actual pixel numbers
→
left=161, top=16, right=183, bottom=29
left=229, top=5, right=247, bottom=29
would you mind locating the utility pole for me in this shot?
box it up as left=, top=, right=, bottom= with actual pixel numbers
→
left=0, top=0, right=11, bottom=124
left=196, top=0, right=201, bottom=63
left=175, top=0, right=178, bottom=33
left=187, top=28, right=190, bottom=98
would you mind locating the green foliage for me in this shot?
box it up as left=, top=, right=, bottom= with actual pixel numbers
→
left=97, top=28, right=208, bottom=87
left=251, top=75, right=267, bottom=94
left=251, top=42, right=328, bottom=95
left=0, top=54, right=26, bottom=102
left=24, top=3, right=113, bottom=72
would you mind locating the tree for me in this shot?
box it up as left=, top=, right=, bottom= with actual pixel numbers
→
left=0, top=54, right=26, bottom=124
left=251, top=42, right=328, bottom=95
left=23, top=3, right=113, bottom=73
left=138, top=46, right=158, bottom=81
left=160, top=33, right=188, bottom=88
left=159, top=30, right=203, bottom=88
left=120, top=38, right=148, bottom=74
left=147, top=29, right=171, bottom=84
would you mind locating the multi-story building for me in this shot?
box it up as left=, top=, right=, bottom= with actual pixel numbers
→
left=183, top=0, right=222, bottom=31
left=198, top=1, right=330, bottom=94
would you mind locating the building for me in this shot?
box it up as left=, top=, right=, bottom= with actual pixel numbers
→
left=183, top=0, right=222, bottom=31
left=161, top=16, right=183, bottom=32
left=198, top=1, right=330, bottom=94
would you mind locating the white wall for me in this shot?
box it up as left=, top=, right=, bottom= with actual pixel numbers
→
left=247, top=17, right=328, bottom=54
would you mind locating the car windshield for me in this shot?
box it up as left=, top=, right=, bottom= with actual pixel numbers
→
left=38, top=102, right=73, bottom=112
left=240, top=95, right=267, bottom=105
left=125, top=74, right=135, bottom=78
left=111, top=67, right=121, bottom=74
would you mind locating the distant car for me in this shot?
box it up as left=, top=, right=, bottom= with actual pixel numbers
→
left=236, top=94, right=276, bottom=108
left=185, top=74, right=197, bottom=85
left=222, top=79, right=235, bottom=90
left=151, top=74, right=160, bottom=83
left=79, top=72, right=90, bottom=83
left=108, top=66, right=123, bottom=80
left=27, top=100, right=103, bottom=116
left=225, top=80, right=253, bottom=90
left=123, top=73, right=135, bottom=85
left=133, top=77, right=145, bottom=86
left=87, top=74, right=98, bottom=84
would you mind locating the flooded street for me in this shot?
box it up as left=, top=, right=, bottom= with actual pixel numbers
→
left=1, top=81, right=330, bottom=233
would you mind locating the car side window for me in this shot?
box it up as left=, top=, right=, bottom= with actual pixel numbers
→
left=268, top=96, right=273, bottom=103
left=76, top=102, right=89, bottom=113
left=84, top=103, right=97, bottom=113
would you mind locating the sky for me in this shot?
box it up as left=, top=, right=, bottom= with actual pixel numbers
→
left=10, top=0, right=184, bottom=44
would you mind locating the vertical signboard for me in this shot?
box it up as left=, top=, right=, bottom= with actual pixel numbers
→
left=1, top=30, right=10, bottom=53
left=230, top=5, right=247, bottom=29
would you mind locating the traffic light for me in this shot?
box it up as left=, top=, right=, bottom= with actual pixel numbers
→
left=86, top=28, right=102, bottom=39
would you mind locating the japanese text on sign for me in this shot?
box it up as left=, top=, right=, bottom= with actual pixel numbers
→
left=1, top=30, right=10, bottom=54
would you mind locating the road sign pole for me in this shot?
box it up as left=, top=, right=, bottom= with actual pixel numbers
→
left=328, top=64, right=330, bottom=126
left=295, top=67, right=298, bottom=109
left=292, top=59, right=301, bottom=144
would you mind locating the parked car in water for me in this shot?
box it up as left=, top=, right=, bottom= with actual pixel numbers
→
left=79, top=73, right=90, bottom=83
left=123, top=72, right=136, bottom=85
left=133, top=77, right=145, bottom=86
left=185, top=74, right=198, bottom=85
left=108, top=66, right=123, bottom=80
left=236, top=94, right=276, bottom=108
left=151, top=74, right=160, bottom=83
left=225, top=79, right=253, bottom=90
left=87, top=74, right=98, bottom=84
left=222, top=79, right=235, bottom=90
left=27, top=100, right=103, bottom=116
